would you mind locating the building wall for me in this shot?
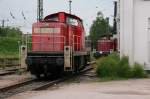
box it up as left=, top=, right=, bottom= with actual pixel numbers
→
left=120, top=0, right=134, bottom=64
left=116, top=0, right=120, bottom=51
left=119, top=0, right=150, bottom=70
left=134, top=0, right=150, bottom=69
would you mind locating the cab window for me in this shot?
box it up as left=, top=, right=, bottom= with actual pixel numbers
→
left=46, top=16, right=58, bottom=21
left=66, top=17, right=78, bottom=26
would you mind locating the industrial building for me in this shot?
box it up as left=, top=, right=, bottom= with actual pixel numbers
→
left=118, top=0, right=150, bottom=70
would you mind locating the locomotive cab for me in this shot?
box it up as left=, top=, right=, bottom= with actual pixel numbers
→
left=26, top=12, right=89, bottom=78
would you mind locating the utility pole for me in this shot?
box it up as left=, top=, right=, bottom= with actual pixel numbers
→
left=2, top=20, right=4, bottom=27
left=106, top=17, right=110, bottom=35
left=113, top=1, right=117, bottom=34
left=37, top=0, right=43, bottom=21
left=0, top=19, right=9, bottom=27
left=69, top=0, right=72, bottom=14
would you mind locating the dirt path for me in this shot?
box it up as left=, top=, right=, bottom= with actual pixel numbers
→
left=7, top=74, right=150, bottom=99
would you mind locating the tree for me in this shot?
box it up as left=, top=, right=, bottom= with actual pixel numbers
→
left=89, top=11, right=111, bottom=49
left=0, top=27, right=22, bottom=37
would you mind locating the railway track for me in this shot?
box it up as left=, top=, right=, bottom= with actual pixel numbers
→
left=0, top=71, right=16, bottom=76
left=0, top=65, right=19, bottom=71
left=0, top=79, right=43, bottom=99
left=0, top=67, right=27, bottom=76
left=0, top=65, right=93, bottom=99
left=0, top=68, right=19, bottom=76
left=34, top=66, right=93, bottom=91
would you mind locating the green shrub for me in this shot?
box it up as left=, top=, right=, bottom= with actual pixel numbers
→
left=0, top=37, right=20, bottom=57
left=118, top=56, right=129, bottom=66
left=96, top=57, right=118, bottom=78
left=108, top=52, right=120, bottom=62
left=131, top=63, right=147, bottom=78
left=96, top=53, right=148, bottom=80
left=117, top=56, right=132, bottom=78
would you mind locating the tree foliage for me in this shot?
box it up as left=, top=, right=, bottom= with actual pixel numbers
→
left=0, top=27, right=22, bottom=37
left=0, top=27, right=22, bottom=57
left=89, top=11, right=111, bottom=49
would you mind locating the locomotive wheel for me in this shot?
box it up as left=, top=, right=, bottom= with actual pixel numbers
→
left=44, top=73, right=48, bottom=78
left=44, top=65, right=48, bottom=78
left=74, top=56, right=80, bottom=73
left=35, top=74, right=41, bottom=79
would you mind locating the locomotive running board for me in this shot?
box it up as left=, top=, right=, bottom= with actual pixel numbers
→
left=64, top=46, right=73, bottom=71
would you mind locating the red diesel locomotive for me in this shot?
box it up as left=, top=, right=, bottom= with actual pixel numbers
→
left=97, top=38, right=114, bottom=55
left=26, top=12, right=90, bottom=78
left=94, top=35, right=117, bottom=58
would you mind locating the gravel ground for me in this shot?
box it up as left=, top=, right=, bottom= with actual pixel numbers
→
left=0, top=72, right=33, bottom=89
left=7, top=71, right=150, bottom=99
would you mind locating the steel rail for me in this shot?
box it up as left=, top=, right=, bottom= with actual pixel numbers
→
left=0, top=71, right=16, bottom=76
left=33, top=65, right=93, bottom=91
left=0, top=63, right=94, bottom=99
left=0, top=79, right=36, bottom=92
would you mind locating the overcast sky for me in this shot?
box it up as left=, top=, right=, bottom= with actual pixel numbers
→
left=0, top=0, right=115, bottom=35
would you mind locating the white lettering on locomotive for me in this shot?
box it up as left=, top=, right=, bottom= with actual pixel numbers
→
left=34, top=28, right=60, bottom=33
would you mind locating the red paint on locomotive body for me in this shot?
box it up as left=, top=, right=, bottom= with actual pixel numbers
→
left=97, top=39, right=114, bottom=53
left=32, top=12, right=85, bottom=52
left=96, top=35, right=116, bottom=55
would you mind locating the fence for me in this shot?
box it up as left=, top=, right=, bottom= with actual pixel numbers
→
left=0, top=57, right=19, bottom=69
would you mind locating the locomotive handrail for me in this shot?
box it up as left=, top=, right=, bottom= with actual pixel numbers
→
left=73, top=35, right=81, bottom=51
left=27, top=34, right=83, bottom=52
left=31, top=34, right=65, bottom=37
left=26, top=34, right=65, bottom=52
left=27, top=42, right=64, bottom=44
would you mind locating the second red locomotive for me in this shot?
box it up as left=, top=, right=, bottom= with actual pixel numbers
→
left=95, top=35, right=117, bottom=57
left=26, top=12, right=90, bottom=78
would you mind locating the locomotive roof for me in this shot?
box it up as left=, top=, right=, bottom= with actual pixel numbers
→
left=44, top=12, right=82, bottom=22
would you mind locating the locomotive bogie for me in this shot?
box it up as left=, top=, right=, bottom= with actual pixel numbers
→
left=26, top=52, right=89, bottom=78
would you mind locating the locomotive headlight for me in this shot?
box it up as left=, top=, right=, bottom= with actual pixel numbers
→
left=56, top=58, right=64, bottom=66
left=99, top=51, right=103, bottom=54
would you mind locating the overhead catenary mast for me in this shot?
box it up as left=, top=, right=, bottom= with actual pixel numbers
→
left=69, top=0, right=72, bottom=14
left=113, top=1, right=117, bottom=34
left=37, top=0, right=43, bottom=21
left=0, top=19, right=9, bottom=27
left=2, top=20, right=5, bottom=27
